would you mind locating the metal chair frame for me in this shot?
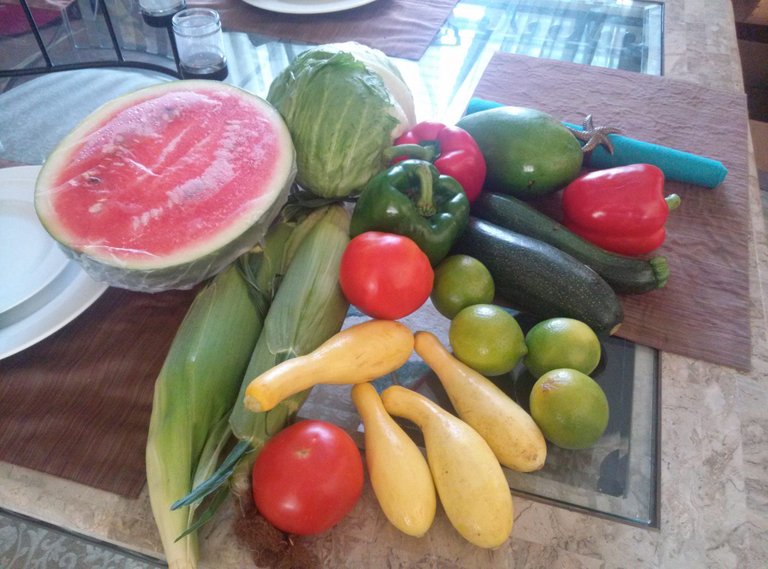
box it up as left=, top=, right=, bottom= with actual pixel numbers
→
left=0, top=0, right=182, bottom=78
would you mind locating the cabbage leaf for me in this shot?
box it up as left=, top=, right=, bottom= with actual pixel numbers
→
left=267, top=43, right=414, bottom=198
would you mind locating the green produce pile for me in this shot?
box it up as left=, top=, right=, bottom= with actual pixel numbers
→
left=46, top=42, right=680, bottom=566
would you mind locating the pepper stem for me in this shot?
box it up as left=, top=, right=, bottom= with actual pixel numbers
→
left=413, top=163, right=436, bottom=217
left=665, top=194, right=682, bottom=211
left=383, top=143, right=437, bottom=163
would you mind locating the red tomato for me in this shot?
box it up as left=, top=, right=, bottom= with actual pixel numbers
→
left=339, top=231, right=434, bottom=320
left=251, top=420, right=364, bottom=535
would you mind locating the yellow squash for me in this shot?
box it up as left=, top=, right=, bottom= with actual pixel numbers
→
left=244, top=319, right=414, bottom=412
left=380, top=385, right=513, bottom=549
left=351, top=383, right=436, bottom=537
left=414, top=331, right=547, bottom=472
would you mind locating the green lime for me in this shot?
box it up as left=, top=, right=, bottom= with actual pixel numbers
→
left=529, top=368, right=609, bottom=450
left=524, top=317, right=602, bottom=379
left=448, top=304, right=527, bottom=376
left=431, top=255, right=495, bottom=319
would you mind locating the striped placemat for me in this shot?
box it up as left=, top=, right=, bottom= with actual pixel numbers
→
left=0, top=287, right=196, bottom=497
left=189, top=0, right=458, bottom=60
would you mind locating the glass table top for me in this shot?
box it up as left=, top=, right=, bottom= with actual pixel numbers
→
left=0, top=0, right=663, bottom=528
left=300, top=302, right=660, bottom=528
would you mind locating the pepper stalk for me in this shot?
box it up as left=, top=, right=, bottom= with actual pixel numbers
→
left=349, top=159, right=469, bottom=266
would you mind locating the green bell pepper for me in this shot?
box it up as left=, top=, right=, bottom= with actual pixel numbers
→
left=350, top=159, right=470, bottom=266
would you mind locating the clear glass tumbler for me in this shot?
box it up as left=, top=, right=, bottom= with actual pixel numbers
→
left=171, top=8, right=228, bottom=80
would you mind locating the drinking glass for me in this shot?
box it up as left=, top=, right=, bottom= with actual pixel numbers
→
left=171, top=8, right=228, bottom=80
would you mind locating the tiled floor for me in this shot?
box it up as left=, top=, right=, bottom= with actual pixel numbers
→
left=0, top=509, right=164, bottom=569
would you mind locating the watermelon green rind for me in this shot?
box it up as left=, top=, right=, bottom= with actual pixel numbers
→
left=34, top=80, right=296, bottom=293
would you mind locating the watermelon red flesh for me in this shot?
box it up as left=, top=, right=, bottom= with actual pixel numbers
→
left=36, top=81, right=295, bottom=292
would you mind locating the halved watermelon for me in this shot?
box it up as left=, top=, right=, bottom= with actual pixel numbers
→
left=35, top=80, right=296, bottom=292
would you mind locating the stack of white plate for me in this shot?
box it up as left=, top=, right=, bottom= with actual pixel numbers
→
left=0, top=165, right=108, bottom=359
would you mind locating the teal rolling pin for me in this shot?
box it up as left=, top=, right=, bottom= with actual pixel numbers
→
left=465, top=97, right=728, bottom=189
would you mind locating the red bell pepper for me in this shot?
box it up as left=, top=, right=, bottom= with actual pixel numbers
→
left=385, top=121, right=486, bottom=202
left=561, top=164, right=681, bottom=256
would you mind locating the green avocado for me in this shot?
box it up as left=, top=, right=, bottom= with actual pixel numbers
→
left=457, top=106, right=583, bottom=198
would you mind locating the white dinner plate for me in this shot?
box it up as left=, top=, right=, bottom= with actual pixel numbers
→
left=0, top=261, right=108, bottom=359
left=0, top=166, right=109, bottom=360
left=241, top=0, right=378, bottom=15
left=0, top=165, right=69, bottom=315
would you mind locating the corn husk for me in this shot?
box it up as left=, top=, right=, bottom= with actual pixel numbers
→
left=232, top=204, right=351, bottom=441
left=146, top=214, right=308, bottom=569
left=146, top=264, right=261, bottom=569
left=229, top=204, right=351, bottom=495
left=169, top=204, right=351, bottom=521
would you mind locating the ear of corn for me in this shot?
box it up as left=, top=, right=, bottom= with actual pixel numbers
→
left=172, top=204, right=351, bottom=511
left=146, top=264, right=263, bottom=569
left=145, top=213, right=309, bottom=569
left=232, top=203, right=351, bottom=441
left=231, top=204, right=351, bottom=496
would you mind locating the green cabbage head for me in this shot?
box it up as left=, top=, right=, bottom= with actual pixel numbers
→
left=267, top=42, right=416, bottom=198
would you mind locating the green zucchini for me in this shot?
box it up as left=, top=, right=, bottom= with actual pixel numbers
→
left=452, top=217, right=623, bottom=334
left=472, top=192, right=668, bottom=294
